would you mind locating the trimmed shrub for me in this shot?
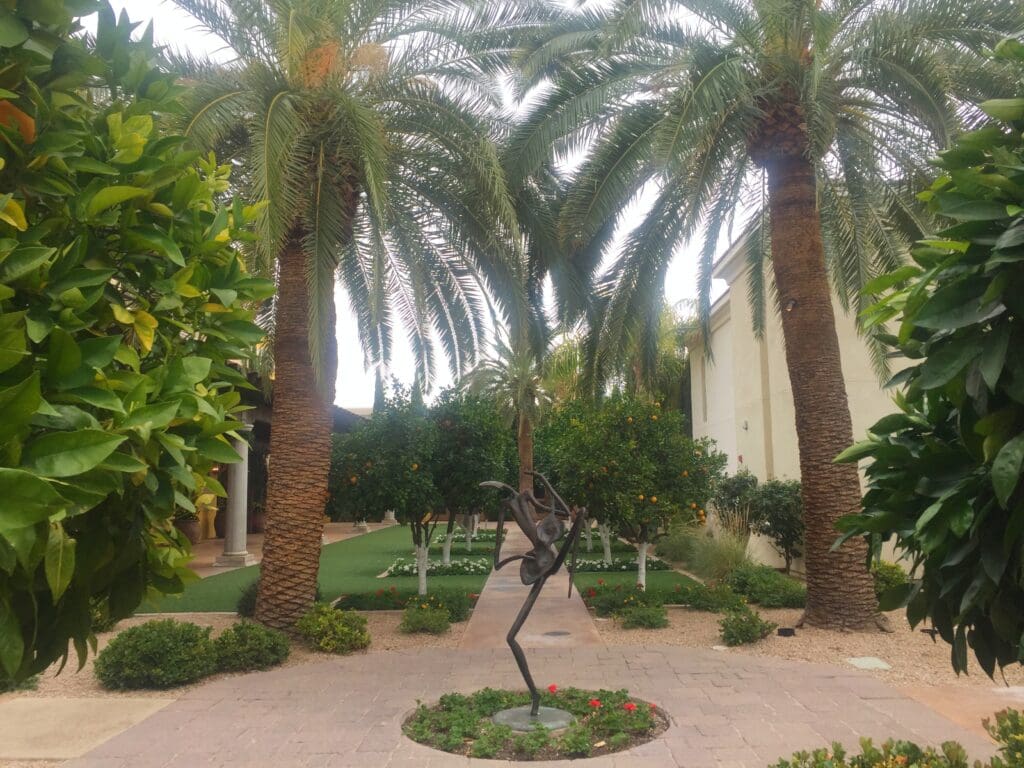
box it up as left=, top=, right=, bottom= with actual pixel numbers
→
left=725, top=563, right=806, bottom=608
left=94, top=620, right=217, bottom=690
left=751, top=479, right=804, bottom=573
left=583, top=583, right=662, bottom=617
left=618, top=604, right=669, bottom=629
left=214, top=622, right=290, bottom=672
left=684, top=583, right=746, bottom=613
left=870, top=561, right=908, bottom=603
left=295, top=604, right=370, bottom=654
left=986, top=709, right=1024, bottom=768
left=400, top=605, right=451, bottom=634
left=719, top=609, right=776, bottom=646
left=0, top=675, right=38, bottom=693
left=334, top=587, right=477, bottom=621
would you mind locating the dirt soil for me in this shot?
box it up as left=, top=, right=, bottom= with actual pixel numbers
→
left=2, top=610, right=466, bottom=703
left=595, top=606, right=1024, bottom=688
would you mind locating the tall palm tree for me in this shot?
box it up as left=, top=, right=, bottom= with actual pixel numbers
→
left=173, top=0, right=544, bottom=628
left=511, top=0, right=1022, bottom=628
left=465, top=336, right=551, bottom=494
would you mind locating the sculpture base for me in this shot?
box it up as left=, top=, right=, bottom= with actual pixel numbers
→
left=492, top=706, right=574, bottom=732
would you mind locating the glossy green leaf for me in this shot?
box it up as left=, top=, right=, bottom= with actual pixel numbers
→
left=121, top=400, right=179, bottom=433
left=196, top=437, right=241, bottom=464
left=0, top=468, right=66, bottom=529
left=0, top=595, right=24, bottom=677
left=85, top=186, right=147, bottom=217
left=981, top=97, right=1024, bottom=122
left=992, top=434, right=1024, bottom=508
left=44, top=524, right=75, bottom=601
left=0, top=246, right=56, bottom=281
left=833, top=440, right=877, bottom=464
left=0, top=9, right=29, bottom=48
left=47, top=327, right=81, bottom=381
left=918, top=339, right=982, bottom=389
left=22, top=430, right=126, bottom=478
left=0, top=372, right=40, bottom=443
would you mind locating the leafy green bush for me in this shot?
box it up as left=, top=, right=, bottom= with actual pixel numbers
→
left=400, top=605, right=451, bottom=634
left=618, top=603, right=669, bottom=629
left=213, top=622, right=290, bottom=673
left=471, top=722, right=514, bottom=758
left=870, top=561, right=908, bottom=603
left=0, top=674, right=38, bottom=693
left=295, top=604, right=370, bottom=654
left=725, top=563, right=806, bottom=608
left=513, top=724, right=551, bottom=757
left=686, top=530, right=751, bottom=581
left=583, top=583, right=662, bottom=617
left=334, top=587, right=477, bottom=621
left=0, top=4, right=268, bottom=683
left=89, top=598, right=120, bottom=633
left=750, top=479, right=804, bottom=573
left=986, top=709, right=1024, bottom=768
left=684, top=583, right=747, bottom=612
left=559, top=723, right=593, bottom=757
left=719, top=609, right=777, bottom=646
left=836, top=38, right=1024, bottom=675
left=654, top=528, right=696, bottom=562
left=770, top=709, right=1024, bottom=768
left=94, top=620, right=217, bottom=690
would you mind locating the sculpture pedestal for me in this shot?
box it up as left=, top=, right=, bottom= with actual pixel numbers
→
left=492, top=706, right=574, bottom=732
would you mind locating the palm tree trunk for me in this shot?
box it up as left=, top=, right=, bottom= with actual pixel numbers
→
left=255, top=235, right=334, bottom=630
left=518, top=415, right=534, bottom=494
left=765, top=153, right=878, bottom=630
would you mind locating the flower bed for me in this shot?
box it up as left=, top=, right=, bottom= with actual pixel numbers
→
left=403, top=686, right=668, bottom=760
left=570, top=557, right=669, bottom=573
left=334, top=587, right=479, bottom=621
left=386, top=557, right=492, bottom=576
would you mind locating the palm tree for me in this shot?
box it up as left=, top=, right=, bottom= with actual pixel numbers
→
left=511, top=0, right=1022, bottom=628
left=465, top=336, right=551, bottom=494
left=173, top=0, right=543, bottom=628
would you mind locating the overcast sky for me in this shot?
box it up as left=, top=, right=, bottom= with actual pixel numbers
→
left=98, top=0, right=722, bottom=409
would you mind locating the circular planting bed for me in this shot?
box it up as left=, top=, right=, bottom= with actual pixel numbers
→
left=403, top=686, right=669, bottom=760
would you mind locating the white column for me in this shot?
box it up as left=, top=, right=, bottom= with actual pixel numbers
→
left=214, top=431, right=256, bottom=567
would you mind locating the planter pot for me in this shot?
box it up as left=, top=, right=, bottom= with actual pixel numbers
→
left=175, top=519, right=202, bottom=544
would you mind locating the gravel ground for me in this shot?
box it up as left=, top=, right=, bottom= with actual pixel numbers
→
left=2, top=610, right=465, bottom=703
left=596, top=606, right=1024, bottom=688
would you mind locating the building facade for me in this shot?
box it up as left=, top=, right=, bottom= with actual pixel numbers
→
left=688, top=239, right=899, bottom=572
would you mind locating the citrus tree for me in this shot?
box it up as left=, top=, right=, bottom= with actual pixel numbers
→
left=538, top=396, right=725, bottom=586
left=329, top=391, right=439, bottom=594
left=0, top=2, right=267, bottom=683
left=429, top=389, right=514, bottom=563
left=838, top=38, right=1024, bottom=675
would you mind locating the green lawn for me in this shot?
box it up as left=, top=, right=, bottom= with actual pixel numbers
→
left=148, top=525, right=489, bottom=613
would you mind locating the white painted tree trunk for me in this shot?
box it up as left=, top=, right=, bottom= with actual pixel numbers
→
left=471, top=513, right=480, bottom=535
left=417, top=545, right=429, bottom=596
left=598, top=523, right=612, bottom=565
left=583, top=520, right=593, bottom=552
left=442, top=532, right=454, bottom=565
left=637, top=541, right=649, bottom=589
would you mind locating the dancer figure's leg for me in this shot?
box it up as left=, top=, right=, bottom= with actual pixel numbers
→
left=507, top=579, right=546, bottom=716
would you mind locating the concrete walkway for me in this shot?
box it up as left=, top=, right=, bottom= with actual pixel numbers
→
left=460, top=529, right=602, bottom=650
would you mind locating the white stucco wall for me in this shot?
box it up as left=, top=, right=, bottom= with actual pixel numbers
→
left=689, top=244, right=902, bottom=573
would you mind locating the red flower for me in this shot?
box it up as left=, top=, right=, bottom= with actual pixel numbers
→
left=588, top=699, right=602, bottom=709
left=548, top=684, right=558, bottom=694
left=649, top=703, right=657, bottom=710
left=623, top=702, right=637, bottom=713
left=375, top=588, right=384, bottom=597
left=389, top=586, right=397, bottom=592
left=597, top=579, right=605, bottom=585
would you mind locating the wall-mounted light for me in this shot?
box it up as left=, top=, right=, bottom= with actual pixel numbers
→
left=784, top=298, right=798, bottom=313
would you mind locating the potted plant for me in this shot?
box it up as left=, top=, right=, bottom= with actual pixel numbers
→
left=174, top=511, right=202, bottom=544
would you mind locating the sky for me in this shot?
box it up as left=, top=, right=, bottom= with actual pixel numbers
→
left=97, top=0, right=725, bottom=409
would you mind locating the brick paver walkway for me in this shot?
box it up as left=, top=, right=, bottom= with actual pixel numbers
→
left=460, top=529, right=602, bottom=650
left=63, top=646, right=996, bottom=768
left=60, top=528, right=998, bottom=767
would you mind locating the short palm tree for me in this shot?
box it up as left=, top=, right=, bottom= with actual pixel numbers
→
left=512, top=0, right=1022, bottom=627
left=465, top=336, right=551, bottom=493
left=173, top=0, right=541, bottom=627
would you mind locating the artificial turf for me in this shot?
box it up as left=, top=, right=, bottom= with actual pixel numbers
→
left=148, top=524, right=489, bottom=613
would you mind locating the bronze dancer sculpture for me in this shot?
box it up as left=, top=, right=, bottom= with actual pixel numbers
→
left=481, top=471, right=587, bottom=719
